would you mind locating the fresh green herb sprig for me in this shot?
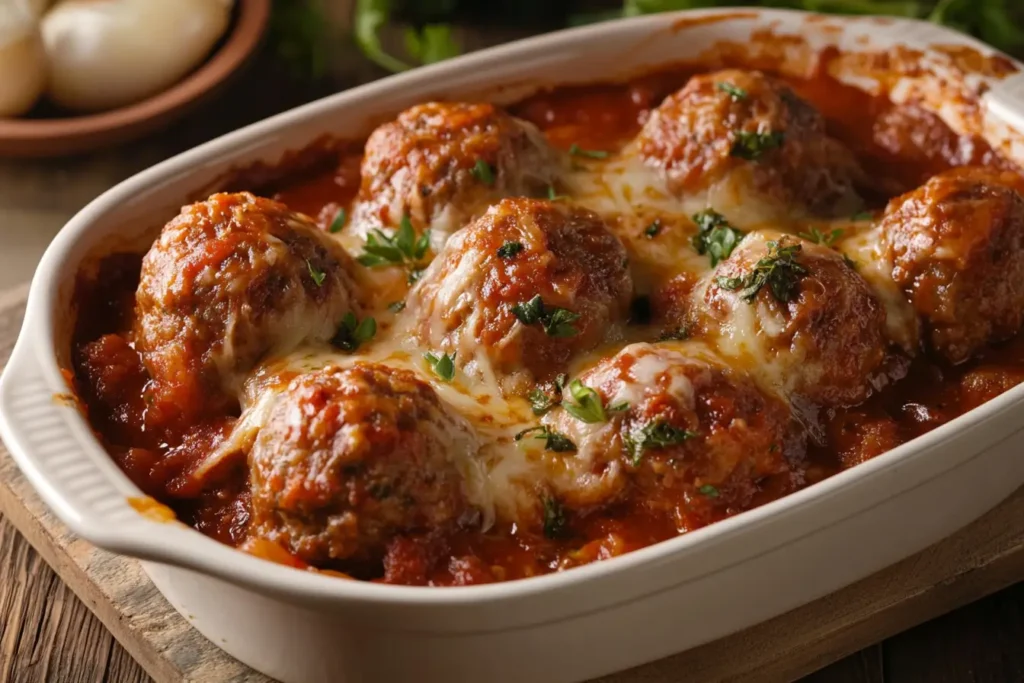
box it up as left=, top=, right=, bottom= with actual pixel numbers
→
left=354, top=0, right=461, bottom=74
left=515, top=425, right=577, bottom=452
left=424, top=351, right=457, bottom=381
left=731, top=130, right=785, bottom=160
left=716, top=238, right=808, bottom=303
left=563, top=380, right=629, bottom=424
left=357, top=215, right=431, bottom=283
left=511, top=295, right=581, bottom=338
left=529, top=374, right=567, bottom=416
left=331, top=313, right=377, bottom=352
left=798, top=226, right=844, bottom=247
left=692, top=209, right=744, bottom=266
left=542, top=497, right=568, bottom=539
left=624, top=420, right=696, bottom=465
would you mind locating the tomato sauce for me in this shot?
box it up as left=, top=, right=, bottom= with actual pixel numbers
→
left=69, top=64, right=1024, bottom=586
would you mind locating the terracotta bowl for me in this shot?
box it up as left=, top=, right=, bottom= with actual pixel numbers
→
left=0, top=0, right=271, bottom=158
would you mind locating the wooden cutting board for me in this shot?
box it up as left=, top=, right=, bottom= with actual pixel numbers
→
left=0, top=284, right=1022, bottom=683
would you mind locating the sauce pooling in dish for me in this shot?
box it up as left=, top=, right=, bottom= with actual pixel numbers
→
left=70, top=64, right=1024, bottom=586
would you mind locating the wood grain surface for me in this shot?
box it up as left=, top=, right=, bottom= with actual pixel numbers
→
left=0, top=280, right=1021, bottom=682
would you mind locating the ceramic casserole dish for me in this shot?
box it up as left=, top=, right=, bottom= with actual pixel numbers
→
left=4, top=9, right=1024, bottom=683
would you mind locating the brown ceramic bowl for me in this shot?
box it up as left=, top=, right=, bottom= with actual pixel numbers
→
left=0, top=0, right=271, bottom=158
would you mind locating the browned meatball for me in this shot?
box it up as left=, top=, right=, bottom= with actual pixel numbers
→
left=349, top=102, right=560, bottom=251
left=635, top=69, right=864, bottom=226
left=538, top=342, right=801, bottom=523
left=881, top=167, right=1024, bottom=364
left=404, top=197, right=633, bottom=395
left=134, top=193, right=359, bottom=421
left=248, top=363, right=482, bottom=564
left=690, top=231, right=898, bottom=415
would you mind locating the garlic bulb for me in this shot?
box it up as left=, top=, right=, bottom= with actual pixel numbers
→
left=42, top=0, right=231, bottom=113
left=0, top=1, right=46, bottom=117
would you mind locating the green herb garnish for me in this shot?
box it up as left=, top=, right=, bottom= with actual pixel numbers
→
left=542, top=497, right=568, bottom=539
left=515, top=425, right=577, bottom=453
left=569, top=143, right=610, bottom=159
left=716, top=82, right=748, bottom=101
left=424, top=351, right=456, bottom=382
left=356, top=214, right=431, bottom=281
left=731, top=131, right=785, bottom=160
left=388, top=300, right=406, bottom=313
left=528, top=374, right=567, bottom=416
left=658, top=325, right=690, bottom=341
left=716, top=238, right=808, bottom=304
left=563, top=379, right=629, bottom=424
left=497, top=241, right=524, bottom=259
left=328, top=208, right=347, bottom=234
left=471, top=159, right=496, bottom=186
left=692, top=209, right=744, bottom=266
left=547, top=185, right=567, bottom=201
left=798, top=226, right=844, bottom=246
left=624, top=420, right=696, bottom=465
left=511, top=295, right=580, bottom=338
left=644, top=220, right=661, bottom=239
left=850, top=210, right=874, bottom=222
left=306, top=260, right=327, bottom=287
left=354, top=0, right=461, bottom=74
left=698, top=484, right=720, bottom=498
left=331, top=313, right=377, bottom=352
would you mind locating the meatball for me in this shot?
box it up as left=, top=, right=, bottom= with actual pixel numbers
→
left=690, top=231, right=897, bottom=416
left=134, top=193, right=359, bottom=420
left=248, top=363, right=484, bottom=565
left=537, top=342, right=801, bottom=524
left=404, top=197, right=633, bottom=395
left=880, top=167, right=1024, bottom=364
left=635, top=69, right=864, bottom=227
left=349, top=102, right=560, bottom=251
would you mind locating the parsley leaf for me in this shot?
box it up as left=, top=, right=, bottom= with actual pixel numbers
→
left=356, top=214, right=431, bottom=280
left=698, top=484, right=720, bottom=498
left=331, top=313, right=377, bottom=352
left=716, top=238, right=808, bottom=304
left=515, top=425, right=577, bottom=453
left=511, top=295, right=581, bottom=337
left=306, top=260, right=327, bottom=287
left=497, top=241, right=524, bottom=259
left=798, top=226, right=844, bottom=246
left=471, top=159, right=496, bottom=186
left=563, top=379, right=628, bottom=424
left=528, top=374, right=567, bottom=416
left=424, top=351, right=456, bottom=382
left=569, top=143, right=610, bottom=159
left=542, top=497, right=568, bottom=539
left=644, top=220, right=661, bottom=239
left=731, top=130, right=785, bottom=160
left=692, top=209, right=744, bottom=266
left=624, top=420, right=696, bottom=465
left=716, top=81, right=748, bottom=101
left=328, top=208, right=347, bottom=234
left=354, top=0, right=461, bottom=74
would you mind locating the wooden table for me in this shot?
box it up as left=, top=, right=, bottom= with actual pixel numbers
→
left=1, top=19, right=1023, bottom=683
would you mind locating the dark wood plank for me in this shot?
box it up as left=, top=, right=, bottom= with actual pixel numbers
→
left=805, top=645, right=885, bottom=683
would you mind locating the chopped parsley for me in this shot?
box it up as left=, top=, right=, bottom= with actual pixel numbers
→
left=698, top=484, right=720, bottom=498
left=716, top=81, right=748, bottom=101
left=330, top=313, right=377, bottom=352
left=471, top=159, right=496, bottom=186
left=692, top=209, right=744, bottom=266
left=547, top=185, right=568, bottom=201
left=497, top=241, right=524, bottom=259
left=563, top=379, right=628, bottom=424
left=356, top=214, right=431, bottom=282
left=542, top=497, right=568, bottom=539
left=730, top=130, right=785, bottom=160
left=328, top=208, right=347, bottom=233
left=515, top=425, right=577, bottom=453
left=511, top=295, right=580, bottom=338
left=306, top=260, right=327, bottom=287
left=624, top=420, right=696, bottom=465
left=644, top=220, right=661, bottom=239
left=387, top=300, right=406, bottom=313
left=568, top=143, right=609, bottom=159
left=528, top=374, right=567, bottom=416
left=716, top=238, right=808, bottom=304
left=424, top=351, right=456, bottom=382
left=798, top=226, right=843, bottom=247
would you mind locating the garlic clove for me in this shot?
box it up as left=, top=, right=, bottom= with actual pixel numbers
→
left=42, top=0, right=231, bottom=114
left=0, top=2, right=46, bottom=118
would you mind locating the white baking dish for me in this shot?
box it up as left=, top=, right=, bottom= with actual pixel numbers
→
left=4, top=9, right=1024, bottom=683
